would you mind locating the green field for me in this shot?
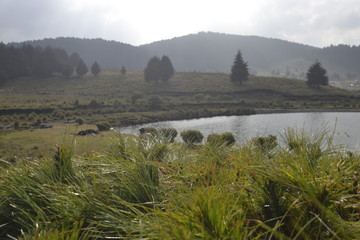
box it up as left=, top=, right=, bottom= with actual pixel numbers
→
left=0, top=123, right=118, bottom=162
left=0, top=128, right=359, bottom=239
left=1, top=71, right=359, bottom=128
left=1, top=70, right=359, bottom=161
left=1, top=71, right=360, bottom=239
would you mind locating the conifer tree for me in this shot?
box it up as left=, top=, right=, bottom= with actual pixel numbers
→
left=121, top=65, right=126, bottom=75
left=306, top=60, right=328, bottom=88
left=91, top=61, right=101, bottom=77
left=160, top=55, right=174, bottom=82
left=230, top=50, right=249, bottom=84
left=69, top=52, right=81, bottom=67
left=144, top=56, right=161, bottom=82
left=76, top=59, right=88, bottom=77
left=61, top=62, right=74, bottom=78
left=144, top=55, right=175, bottom=82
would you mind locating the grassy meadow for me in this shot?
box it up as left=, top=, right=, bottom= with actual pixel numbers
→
left=0, top=128, right=359, bottom=239
left=1, top=71, right=359, bottom=128
left=0, top=123, right=116, bottom=162
left=1, top=70, right=359, bottom=161
left=1, top=71, right=360, bottom=239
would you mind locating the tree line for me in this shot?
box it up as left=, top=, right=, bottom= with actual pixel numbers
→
left=0, top=43, right=103, bottom=86
left=1, top=42, right=329, bottom=89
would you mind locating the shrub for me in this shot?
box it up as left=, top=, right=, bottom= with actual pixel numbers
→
left=131, top=93, right=143, bottom=104
left=96, top=121, right=111, bottom=131
left=88, top=99, right=100, bottom=107
left=159, top=128, right=178, bottom=142
left=75, top=118, right=84, bottom=125
left=180, top=130, right=204, bottom=145
left=147, top=96, right=162, bottom=110
left=1, top=116, right=11, bottom=123
left=139, top=127, right=158, bottom=136
left=207, top=132, right=236, bottom=146
left=42, top=116, right=48, bottom=122
left=283, top=128, right=327, bottom=167
left=51, top=110, right=65, bottom=120
left=253, top=135, right=277, bottom=152
left=34, top=118, right=42, bottom=126
left=13, top=121, right=19, bottom=129
left=27, top=112, right=38, bottom=121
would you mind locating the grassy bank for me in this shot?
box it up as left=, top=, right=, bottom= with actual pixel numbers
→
left=1, top=71, right=359, bottom=131
left=0, top=124, right=116, bottom=162
left=0, top=128, right=359, bottom=239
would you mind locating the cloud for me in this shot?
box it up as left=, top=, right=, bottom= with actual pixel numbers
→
left=0, top=0, right=140, bottom=43
left=0, top=0, right=359, bottom=47
left=242, top=0, right=360, bottom=46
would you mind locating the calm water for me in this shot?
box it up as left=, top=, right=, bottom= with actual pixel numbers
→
left=119, top=112, right=360, bottom=151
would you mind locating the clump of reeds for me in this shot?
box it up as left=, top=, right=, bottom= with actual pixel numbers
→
left=0, top=127, right=359, bottom=239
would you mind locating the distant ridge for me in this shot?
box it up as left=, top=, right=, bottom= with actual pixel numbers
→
left=13, top=32, right=360, bottom=81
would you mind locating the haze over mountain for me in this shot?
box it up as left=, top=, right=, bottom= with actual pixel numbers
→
left=15, top=32, right=360, bottom=81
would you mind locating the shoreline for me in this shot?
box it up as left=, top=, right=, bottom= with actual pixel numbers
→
left=2, top=108, right=360, bottom=132
left=118, top=108, right=360, bottom=128
left=254, top=108, right=360, bottom=114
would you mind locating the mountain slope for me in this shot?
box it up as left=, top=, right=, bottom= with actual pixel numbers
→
left=15, top=32, right=360, bottom=81
left=141, top=32, right=319, bottom=74
left=16, top=37, right=151, bottom=70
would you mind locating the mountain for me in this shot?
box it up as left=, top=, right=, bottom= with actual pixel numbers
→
left=14, top=32, right=360, bottom=81
left=141, top=32, right=319, bottom=74
left=14, top=37, right=151, bottom=70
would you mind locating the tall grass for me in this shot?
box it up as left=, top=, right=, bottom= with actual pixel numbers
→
left=0, top=128, right=359, bottom=239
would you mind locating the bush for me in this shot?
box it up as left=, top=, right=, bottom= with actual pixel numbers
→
left=147, top=96, right=162, bottom=110
left=96, top=121, right=111, bottom=131
left=139, top=127, right=158, bottom=136
left=13, top=121, right=19, bottom=129
left=88, top=99, right=100, bottom=107
left=27, top=112, right=38, bottom=121
left=159, top=128, right=178, bottom=142
left=253, top=135, right=277, bottom=152
left=34, top=118, right=42, bottom=126
left=42, top=116, right=48, bottom=122
left=0, top=116, right=11, bottom=123
left=180, top=130, right=204, bottom=145
left=51, top=110, right=65, bottom=120
left=131, top=93, right=143, bottom=104
left=75, top=118, right=84, bottom=125
left=207, top=132, right=236, bottom=146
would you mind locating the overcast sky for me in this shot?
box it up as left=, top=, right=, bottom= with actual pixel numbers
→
left=1, top=0, right=359, bottom=47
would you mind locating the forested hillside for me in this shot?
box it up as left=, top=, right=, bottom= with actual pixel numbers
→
left=12, top=32, right=360, bottom=83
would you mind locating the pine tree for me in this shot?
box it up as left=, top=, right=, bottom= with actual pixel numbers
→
left=91, top=61, right=101, bottom=77
left=144, top=56, right=161, bottom=82
left=306, top=60, right=328, bottom=88
left=43, top=46, right=58, bottom=76
left=69, top=52, right=81, bottom=67
left=53, top=48, right=69, bottom=73
left=31, top=46, right=58, bottom=77
left=144, top=56, right=175, bottom=82
left=121, top=65, right=126, bottom=75
left=160, top=55, right=174, bottom=82
left=61, top=62, right=74, bottom=78
left=76, top=59, right=88, bottom=77
left=230, top=50, right=249, bottom=84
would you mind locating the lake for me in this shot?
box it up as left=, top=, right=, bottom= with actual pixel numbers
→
left=119, top=112, right=360, bottom=151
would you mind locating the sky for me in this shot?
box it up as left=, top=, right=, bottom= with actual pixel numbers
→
left=1, top=0, right=359, bottom=47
